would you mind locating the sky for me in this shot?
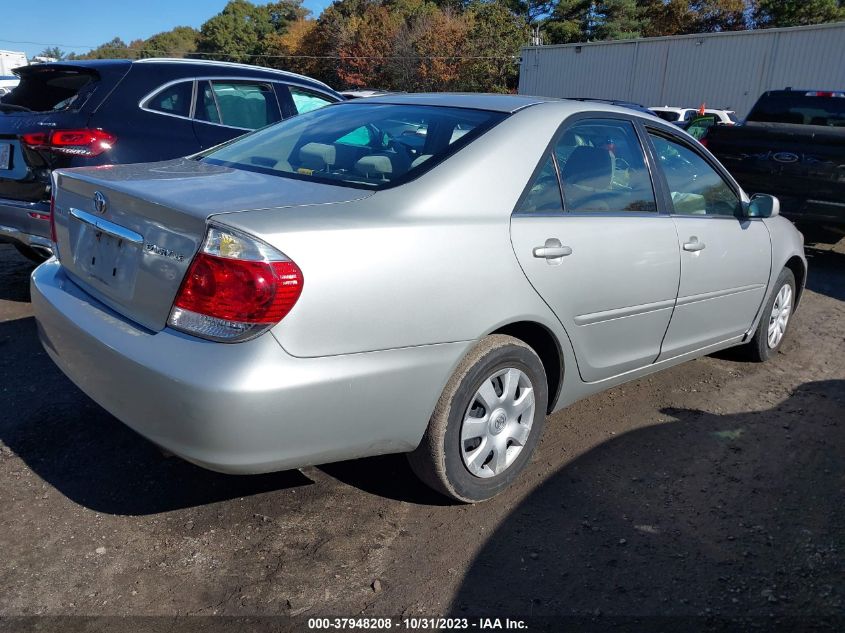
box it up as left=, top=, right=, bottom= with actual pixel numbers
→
left=1, top=0, right=333, bottom=60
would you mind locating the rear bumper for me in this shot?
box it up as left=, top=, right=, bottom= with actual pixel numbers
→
left=0, top=197, right=52, bottom=254
left=31, top=260, right=467, bottom=474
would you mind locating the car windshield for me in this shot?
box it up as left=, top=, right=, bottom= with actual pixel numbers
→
left=201, top=103, right=507, bottom=189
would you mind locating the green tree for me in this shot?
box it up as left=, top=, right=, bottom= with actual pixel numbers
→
left=637, top=0, right=699, bottom=36
left=196, top=0, right=304, bottom=62
left=462, top=1, right=528, bottom=91
left=590, top=0, right=643, bottom=39
left=141, top=26, right=199, bottom=58
left=72, top=37, right=136, bottom=59
left=36, top=46, right=65, bottom=60
left=544, top=0, right=591, bottom=43
left=691, top=0, right=748, bottom=31
left=754, top=0, right=845, bottom=27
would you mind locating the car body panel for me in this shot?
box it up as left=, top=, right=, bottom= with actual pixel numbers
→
left=511, top=215, right=680, bottom=382
left=658, top=216, right=771, bottom=359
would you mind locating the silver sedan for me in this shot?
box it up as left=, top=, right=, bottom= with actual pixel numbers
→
left=32, top=94, right=806, bottom=502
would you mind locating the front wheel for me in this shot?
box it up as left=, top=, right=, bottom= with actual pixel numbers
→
left=408, top=335, right=548, bottom=503
left=744, top=267, right=796, bottom=362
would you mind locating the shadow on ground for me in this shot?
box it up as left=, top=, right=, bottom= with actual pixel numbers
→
left=805, top=247, right=845, bottom=302
left=0, top=316, right=312, bottom=515
left=451, top=380, right=844, bottom=625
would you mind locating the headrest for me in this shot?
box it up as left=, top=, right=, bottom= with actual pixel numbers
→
left=562, top=146, right=613, bottom=191
left=355, top=155, right=393, bottom=178
left=299, top=143, right=336, bottom=170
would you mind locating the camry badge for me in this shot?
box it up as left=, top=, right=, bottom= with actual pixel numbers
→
left=93, top=191, right=108, bottom=214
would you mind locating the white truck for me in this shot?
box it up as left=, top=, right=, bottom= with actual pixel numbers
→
left=0, top=50, right=27, bottom=75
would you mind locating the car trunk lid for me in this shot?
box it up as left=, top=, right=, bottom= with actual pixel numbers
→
left=53, top=158, right=372, bottom=331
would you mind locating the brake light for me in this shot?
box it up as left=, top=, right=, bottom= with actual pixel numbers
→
left=168, top=226, right=303, bottom=342
left=21, top=128, right=116, bottom=157
left=804, top=91, right=845, bottom=98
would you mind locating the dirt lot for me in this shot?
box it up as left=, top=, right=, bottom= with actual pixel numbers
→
left=0, top=237, right=843, bottom=630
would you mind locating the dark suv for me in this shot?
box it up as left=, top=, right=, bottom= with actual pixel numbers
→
left=0, top=58, right=341, bottom=261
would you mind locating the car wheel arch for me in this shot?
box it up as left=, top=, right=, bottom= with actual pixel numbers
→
left=489, top=320, right=564, bottom=413
left=784, top=255, right=806, bottom=309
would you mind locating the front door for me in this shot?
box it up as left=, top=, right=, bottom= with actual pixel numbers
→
left=510, top=117, right=680, bottom=383
left=647, top=131, right=772, bottom=359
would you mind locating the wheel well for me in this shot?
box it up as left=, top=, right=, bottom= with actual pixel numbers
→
left=491, top=321, right=563, bottom=413
left=784, top=256, right=806, bottom=308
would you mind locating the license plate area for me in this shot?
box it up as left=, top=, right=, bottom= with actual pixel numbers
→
left=0, top=143, right=11, bottom=171
left=69, top=209, right=142, bottom=300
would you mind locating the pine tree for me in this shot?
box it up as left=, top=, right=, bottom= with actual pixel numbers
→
left=755, top=0, right=845, bottom=28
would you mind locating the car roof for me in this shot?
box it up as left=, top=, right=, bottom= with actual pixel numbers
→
left=352, top=92, right=559, bottom=113
left=25, top=58, right=335, bottom=92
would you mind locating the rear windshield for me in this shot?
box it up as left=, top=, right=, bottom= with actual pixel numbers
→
left=0, top=68, right=99, bottom=113
left=747, top=93, right=845, bottom=127
left=201, top=103, right=507, bottom=190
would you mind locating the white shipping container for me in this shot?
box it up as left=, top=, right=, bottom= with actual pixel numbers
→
left=519, top=21, right=845, bottom=118
left=0, top=49, right=27, bottom=76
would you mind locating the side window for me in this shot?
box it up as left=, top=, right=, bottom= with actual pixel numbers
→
left=515, top=155, right=563, bottom=214
left=555, top=119, right=657, bottom=213
left=194, top=81, right=221, bottom=124
left=649, top=133, right=742, bottom=217
left=289, top=87, right=334, bottom=115
left=145, top=81, right=193, bottom=118
left=209, top=81, right=281, bottom=130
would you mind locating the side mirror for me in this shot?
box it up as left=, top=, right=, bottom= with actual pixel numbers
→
left=747, top=194, right=780, bottom=218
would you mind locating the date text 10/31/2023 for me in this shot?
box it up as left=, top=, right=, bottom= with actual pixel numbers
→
left=307, top=617, right=528, bottom=630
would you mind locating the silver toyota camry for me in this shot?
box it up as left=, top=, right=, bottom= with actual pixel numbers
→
left=32, top=94, right=806, bottom=502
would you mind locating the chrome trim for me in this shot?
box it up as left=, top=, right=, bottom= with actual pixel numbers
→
left=132, top=58, right=336, bottom=92
left=69, top=208, right=143, bottom=245
left=574, top=299, right=676, bottom=326
left=138, top=76, right=339, bottom=130
left=675, top=284, right=765, bottom=307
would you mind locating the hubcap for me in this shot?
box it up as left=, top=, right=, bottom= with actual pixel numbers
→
left=460, top=367, right=536, bottom=479
left=767, top=283, right=792, bottom=349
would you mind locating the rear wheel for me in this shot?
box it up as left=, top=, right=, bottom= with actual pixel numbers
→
left=744, top=267, right=796, bottom=362
left=408, top=335, right=548, bottom=503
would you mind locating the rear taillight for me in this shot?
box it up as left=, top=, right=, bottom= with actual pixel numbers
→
left=168, top=226, right=303, bottom=342
left=21, top=128, right=116, bottom=157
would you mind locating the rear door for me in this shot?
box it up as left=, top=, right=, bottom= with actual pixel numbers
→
left=646, top=129, right=771, bottom=359
left=192, top=79, right=282, bottom=149
left=510, top=115, right=681, bottom=383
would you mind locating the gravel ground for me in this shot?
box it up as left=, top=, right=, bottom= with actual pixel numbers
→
left=0, top=237, right=842, bottom=631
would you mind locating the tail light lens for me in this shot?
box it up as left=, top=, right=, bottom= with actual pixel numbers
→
left=21, top=129, right=116, bottom=157
left=168, top=226, right=303, bottom=342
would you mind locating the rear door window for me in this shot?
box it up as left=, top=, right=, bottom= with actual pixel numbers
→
left=289, top=87, right=335, bottom=114
left=1, top=67, right=99, bottom=112
left=555, top=119, right=657, bottom=213
left=208, top=81, right=281, bottom=130
left=145, top=81, right=193, bottom=118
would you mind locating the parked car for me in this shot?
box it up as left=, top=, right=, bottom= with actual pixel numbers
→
left=650, top=106, right=738, bottom=129
left=0, top=75, right=19, bottom=96
left=32, top=94, right=805, bottom=503
left=340, top=89, right=397, bottom=99
left=0, top=58, right=341, bottom=262
left=704, top=89, right=845, bottom=231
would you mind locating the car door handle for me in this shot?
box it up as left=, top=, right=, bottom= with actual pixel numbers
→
left=533, top=239, right=572, bottom=260
left=683, top=237, right=706, bottom=252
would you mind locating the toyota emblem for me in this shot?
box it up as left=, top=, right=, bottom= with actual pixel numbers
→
left=93, top=191, right=108, bottom=214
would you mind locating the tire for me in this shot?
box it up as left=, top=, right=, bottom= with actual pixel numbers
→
left=13, top=242, right=50, bottom=264
left=744, top=267, right=796, bottom=362
left=408, top=335, right=549, bottom=503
